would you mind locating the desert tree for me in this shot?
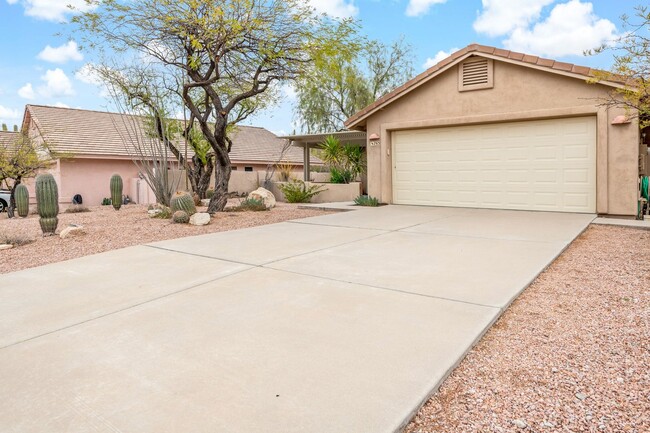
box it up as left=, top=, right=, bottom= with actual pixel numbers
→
left=0, top=134, right=55, bottom=217
left=73, top=0, right=358, bottom=212
left=95, top=64, right=215, bottom=199
left=295, top=37, right=414, bottom=133
left=588, top=5, right=650, bottom=128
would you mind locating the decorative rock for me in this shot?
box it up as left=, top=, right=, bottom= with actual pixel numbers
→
left=60, top=224, right=85, bottom=239
left=512, top=419, right=527, bottom=429
left=575, top=392, right=587, bottom=401
left=249, top=187, right=276, bottom=209
left=148, top=209, right=162, bottom=216
left=0, top=244, right=14, bottom=250
left=189, top=212, right=210, bottom=226
left=541, top=421, right=555, bottom=428
left=201, top=199, right=210, bottom=207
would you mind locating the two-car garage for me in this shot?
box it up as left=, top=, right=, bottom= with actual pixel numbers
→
left=391, top=117, right=597, bottom=213
left=345, top=45, right=639, bottom=216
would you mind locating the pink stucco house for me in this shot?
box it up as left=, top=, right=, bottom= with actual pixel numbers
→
left=19, top=105, right=308, bottom=205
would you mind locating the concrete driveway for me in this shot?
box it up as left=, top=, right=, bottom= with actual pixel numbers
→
left=0, top=206, right=594, bottom=433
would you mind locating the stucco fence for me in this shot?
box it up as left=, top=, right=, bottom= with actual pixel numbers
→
left=268, top=181, right=362, bottom=204
left=125, top=170, right=362, bottom=204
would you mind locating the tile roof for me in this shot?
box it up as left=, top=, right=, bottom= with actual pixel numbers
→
left=345, top=43, right=628, bottom=129
left=25, top=105, right=307, bottom=165
left=0, top=131, right=19, bottom=149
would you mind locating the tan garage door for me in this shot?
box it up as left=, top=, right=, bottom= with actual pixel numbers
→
left=392, top=117, right=596, bottom=212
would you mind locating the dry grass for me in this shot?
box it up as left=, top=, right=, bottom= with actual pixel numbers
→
left=406, top=225, right=650, bottom=433
left=0, top=201, right=332, bottom=274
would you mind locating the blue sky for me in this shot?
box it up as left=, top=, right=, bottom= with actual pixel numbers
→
left=0, top=0, right=638, bottom=133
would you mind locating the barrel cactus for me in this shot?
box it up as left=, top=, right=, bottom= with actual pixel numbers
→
left=15, top=184, right=29, bottom=217
left=172, top=210, right=190, bottom=224
left=110, top=174, right=123, bottom=210
left=35, top=173, right=59, bottom=235
left=170, top=191, right=196, bottom=216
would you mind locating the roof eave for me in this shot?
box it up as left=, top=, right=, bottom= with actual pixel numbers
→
left=345, top=50, right=630, bottom=130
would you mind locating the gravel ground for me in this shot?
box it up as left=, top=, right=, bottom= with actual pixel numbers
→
left=407, top=224, right=649, bottom=433
left=0, top=201, right=332, bottom=274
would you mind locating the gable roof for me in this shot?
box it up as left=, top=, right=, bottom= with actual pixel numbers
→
left=0, top=131, right=19, bottom=149
left=23, top=105, right=307, bottom=165
left=345, top=43, right=629, bottom=130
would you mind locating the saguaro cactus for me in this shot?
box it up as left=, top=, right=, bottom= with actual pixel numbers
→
left=110, top=174, right=123, bottom=210
left=15, top=184, right=29, bottom=217
left=170, top=191, right=197, bottom=216
left=35, top=174, right=59, bottom=235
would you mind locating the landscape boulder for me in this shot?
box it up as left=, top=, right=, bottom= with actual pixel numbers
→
left=0, top=244, right=14, bottom=250
left=190, top=212, right=211, bottom=226
left=249, top=187, right=276, bottom=209
left=60, top=224, right=85, bottom=239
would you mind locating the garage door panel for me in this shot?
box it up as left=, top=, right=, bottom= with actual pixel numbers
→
left=392, top=117, right=596, bottom=213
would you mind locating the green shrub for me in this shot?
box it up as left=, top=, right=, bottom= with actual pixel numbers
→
left=0, top=232, right=34, bottom=246
left=354, top=195, right=380, bottom=207
left=205, top=188, right=215, bottom=199
left=278, top=180, right=326, bottom=203
left=330, top=167, right=354, bottom=184
left=65, top=205, right=91, bottom=213
left=229, top=197, right=268, bottom=212
left=151, top=206, right=172, bottom=219
left=101, top=197, right=112, bottom=206
left=172, top=210, right=190, bottom=223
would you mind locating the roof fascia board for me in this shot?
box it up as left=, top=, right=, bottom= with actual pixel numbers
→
left=346, top=52, right=628, bottom=129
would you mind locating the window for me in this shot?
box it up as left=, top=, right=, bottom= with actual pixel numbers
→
left=458, top=57, right=493, bottom=92
left=244, top=166, right=253, bottom=172
left=232, top=166, right=238, bottom=171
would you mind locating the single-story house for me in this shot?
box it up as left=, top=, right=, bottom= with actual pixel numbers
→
left=19, top=104, right=309, bottom=205
left=345, top=44, right=646, bottom=216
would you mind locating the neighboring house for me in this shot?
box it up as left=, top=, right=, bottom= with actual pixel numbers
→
left=20, top=104, right=308, bottom=205
left=346, top=44, right=645, bottom=217
left=0, top=131, right=20, bottom=211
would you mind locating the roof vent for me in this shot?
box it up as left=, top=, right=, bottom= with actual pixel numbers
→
left=458, top=57, right=493, bottom=92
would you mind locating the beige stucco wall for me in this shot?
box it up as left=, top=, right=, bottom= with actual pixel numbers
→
left=362, top=58, right=639, bottom=215
left=270, top=181, right=361, bottom=204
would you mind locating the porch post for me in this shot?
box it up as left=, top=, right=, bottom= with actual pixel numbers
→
left=303, top=144, right=311, bottom=181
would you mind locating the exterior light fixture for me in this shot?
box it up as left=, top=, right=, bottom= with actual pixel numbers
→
left=611, top=115, right=631, bottom=125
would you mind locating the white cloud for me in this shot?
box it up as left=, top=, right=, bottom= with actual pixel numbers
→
left=7, top=0, right=96, bottom=22
left=474, top=0, right=555, bottom=37
left=53, top=102, right=70, bottom=108
left=423, top=47, right=459, bottom=69
left=37, top=40, right=83, bottom=64
left=504, top=0, right=617, bottom=57
left=406, top=0, right=447, bottom=17
left=0, top=105, right=21, bottom=125
left=38, top=68, right=75, bottom=97
left=75, top=63, right=111, bottom=98
left=309, top=0, right=358, bottom=18
left=18, top=83, right=36, bottom=99
left=75, top=63, right=102, bottom=85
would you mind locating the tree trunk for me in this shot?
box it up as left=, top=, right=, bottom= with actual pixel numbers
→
left=207, top=158, right=231, bottom=213
left=7, top=179, right=20, bottom=219
left=189, top=155, right=214, bottom=199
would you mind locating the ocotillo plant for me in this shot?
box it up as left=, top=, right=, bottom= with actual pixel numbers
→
left=35, top=174, right=59, bottom=235
left=110, top=174, right=123, bottom=210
